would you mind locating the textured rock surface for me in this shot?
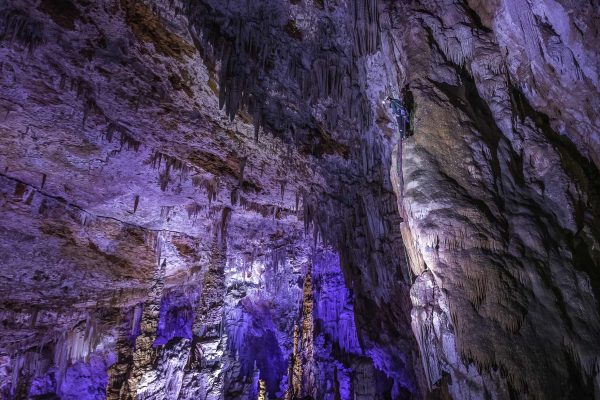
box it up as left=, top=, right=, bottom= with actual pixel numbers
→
left=1, top=0, right=599, bottom=399
left=383, top=0, right=600, bottom=398
left=0, top=0, right=416, bottom=398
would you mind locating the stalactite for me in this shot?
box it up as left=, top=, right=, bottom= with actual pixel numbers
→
left=185, top=202, right=204, bottom=221
left=225, top=308, right=252, bottom=355
left=133, top=195, right=139, bottom=214
left=103, top=123, right=141, bottom=151
left=35, top=314, right=99, bottom=399
left=0, top=8, right=44, bottom=53
left=295, top=189, right=303, bottom=214
left=280, top=179, right=286, bottom=202
left=82, top=96, right=101, bottom=129
left=192, top=175, right=219, bottom=205
left=350, top=0, right=380, bottom=57
left=239, top=156, right=247, bottom=187
left=238, top=196, right=283, bottom=219
left=184, top=0, right=377, bottom=155
left=10, top=350, right=46, bottom=399
left=160, top=205, right=174, bottom=221
left=152, top=152, right=191, bottom=191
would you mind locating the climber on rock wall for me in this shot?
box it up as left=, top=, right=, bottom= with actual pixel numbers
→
left=385, top=96, right=409, bottom=139
left=384, top=95, right=408, bottom=198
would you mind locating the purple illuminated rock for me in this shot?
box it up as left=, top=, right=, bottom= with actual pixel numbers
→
left=0, top=0, right=599, bottom=399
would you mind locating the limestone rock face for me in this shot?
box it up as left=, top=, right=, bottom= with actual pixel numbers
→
left=0, top=0, right=599, bottom=399
left=384, top=0, right=600, bottom=398
left=0, top=0, right=416, bottom=398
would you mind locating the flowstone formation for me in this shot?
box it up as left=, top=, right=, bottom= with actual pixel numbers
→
left=383, top=0, right=600, bottom=398
left=1, top=0, right=599, bottom=399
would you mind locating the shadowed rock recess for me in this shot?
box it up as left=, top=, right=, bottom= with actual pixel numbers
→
left=0, top=0, right=598, bottom=399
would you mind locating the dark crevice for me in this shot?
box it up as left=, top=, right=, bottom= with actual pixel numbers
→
left=460, top=2, right=492, bottom=33
left=509, top=85, right=600, bottom=313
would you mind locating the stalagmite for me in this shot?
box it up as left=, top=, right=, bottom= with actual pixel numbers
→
left=290, top=323, right=301, bottom=399
left=122, top=258, right=167, bottom=399
left=257, top=379, right=266, bottom=400
left=106, top=312, right=137, bottom=400
left=333, top=367, right=341, bottom=400
left=179, top=208, right=231, bottom=398
left=300, top=266, right=315, bottom=397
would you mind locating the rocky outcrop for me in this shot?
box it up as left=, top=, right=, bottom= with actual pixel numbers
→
left=383, top=0, right=600, bottom=398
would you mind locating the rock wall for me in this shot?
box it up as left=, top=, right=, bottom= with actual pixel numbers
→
left=382, top=0, right=600, bottom=398
left=0, top=0, right=419, bottom=398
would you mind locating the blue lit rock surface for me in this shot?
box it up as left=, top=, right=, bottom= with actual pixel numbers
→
left=0, top=0, right=599, bottom=399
